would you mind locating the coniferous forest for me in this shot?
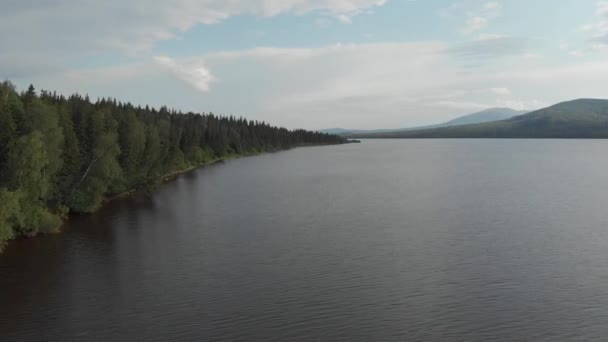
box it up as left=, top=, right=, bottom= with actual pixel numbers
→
left=0, top=81, right=346, bottom=250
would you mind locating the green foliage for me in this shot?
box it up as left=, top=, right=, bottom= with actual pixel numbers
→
left=186, top=146, right=214, bottom=165
left=70, top=110, right=122, bottom=212
left=14, top=199, right=61, bottom=236
left=116, top=110, right=146, bottom=188
left=27, top=98, right=64, bottom=189
left=0, top=189, right=21, bottom=249
left=0, top=82, right=22, bottom=182
left=0, top=81, right=346, bottom=251
left=54, top=104, right=82, bottom=202
left=6, top=131, right=51, bottom=199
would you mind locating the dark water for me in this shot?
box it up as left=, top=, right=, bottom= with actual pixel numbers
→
left=2, top=140, right=608, bottom=341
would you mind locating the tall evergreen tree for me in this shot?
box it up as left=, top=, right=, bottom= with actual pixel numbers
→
left=0, top=81, right=346, bottom=250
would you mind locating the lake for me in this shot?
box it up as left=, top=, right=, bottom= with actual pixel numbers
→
left=2, top=139, right=608, bottom=341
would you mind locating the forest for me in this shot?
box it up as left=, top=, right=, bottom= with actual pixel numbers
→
left=0, top=81, right=345, bottom=250
left=351, top=99, right=608, bottom=139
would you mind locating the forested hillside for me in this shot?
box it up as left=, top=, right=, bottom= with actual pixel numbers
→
left=0, top=81, right=345, bottom=250
left=354, top=99, right=608, bottom=139
left=327, top=108, right=527, bottom=137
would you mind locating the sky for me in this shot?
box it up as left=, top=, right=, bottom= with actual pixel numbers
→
left=2, top=0, right=608, bottom=130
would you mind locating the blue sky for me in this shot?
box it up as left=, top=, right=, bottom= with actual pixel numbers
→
left=2, top=0, right=608, bottom=129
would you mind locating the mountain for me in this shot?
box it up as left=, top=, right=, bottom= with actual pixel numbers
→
left=320, top=128, right=400, bottom=136
left=354, top=99, right=608, bottom=139
left=325, top=108, right=527, bottom=137
left=320, top=128, right=356, bottom=135
left=441, top=108, right=528, bottom=126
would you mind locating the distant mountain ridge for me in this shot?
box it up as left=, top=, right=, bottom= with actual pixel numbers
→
left=441, top=108, right=528, bottom=127
left=354, top=99, right=608, bottom=139
left=322, top=107, right=527, bottom=136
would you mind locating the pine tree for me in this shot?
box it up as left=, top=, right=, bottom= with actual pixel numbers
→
left=0, top=81, right=346, bottom=250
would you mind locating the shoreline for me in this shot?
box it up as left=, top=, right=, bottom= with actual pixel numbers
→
left=2, top=143, right=345, bottom=251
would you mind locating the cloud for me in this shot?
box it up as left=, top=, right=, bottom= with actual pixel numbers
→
left=435, top=99, right=543, bottom=111
left=336, top=14, right=354, bottom=24
left=576, top=1, right=608, bottom=52
left=4, top=0, right=608, bottom=130
left=459, top=1, right=502, bottom=34
left=463, top=17, right=489, bottom=33
left=18, top=40, right=608, bottom=129
left=449, top=35, right=530, bottom=62
left=569, top=50, right=585, bottom=57
left=0, top=54, right=66, bottom=80
left=484, top=2, right=502, bottom=10
left=0, top=0, right=388, bottom=58
left=0, top=0, right=391, bottom=98
left=593, top=1, right=608, bottom=37
left=490, top=87, right=511, bottom=95
left=154, top=56, right=215, bottom=92
left=156, top=42, right=604, bottom=129
left=598, top=1, right=608, bottom=16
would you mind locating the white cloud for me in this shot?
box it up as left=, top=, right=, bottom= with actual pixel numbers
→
left=463, top=17, right=489, bottom=33
left=522, top=53, right=542, bottom=59
left=569, top=50, right=586, bottom=57
left=0, top=0, right=388, bottom=57
left=484, top=2, right=502, bottom=10
left=449, top=35, right=530, bottom=63
left=478, top=33, right=507, bottom=40
left=490, top=87, right=511, bottom=95
left=576, top=1, right=608, bottom=53
left=459, top=1, right=502, bottom=34
left=0, top=0, right=391, bottom=96
left=154, top=56, right=215, bottom=92
left=19, top=41, right=608, bottom=129
left=315, top=17, right=333, bottom=28
left=4, top=0, right=608, bottom=130
left=439, top=3, right=458, bottom=18
left=152, top=42, right=607, bottom=128
left=482, top=1, right=503, bottom=15
left=598, top=1, right=608, bottom=16
left=435, top=99, right=543, bottom=111
left=336, top=14, right=353, bottom=24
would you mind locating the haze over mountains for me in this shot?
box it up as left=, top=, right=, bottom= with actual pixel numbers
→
left=441, top=108, right=529, bottom=127
left=351, top=99, right=608, bottom=139
left=323, top=108, right=528, bottom=136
